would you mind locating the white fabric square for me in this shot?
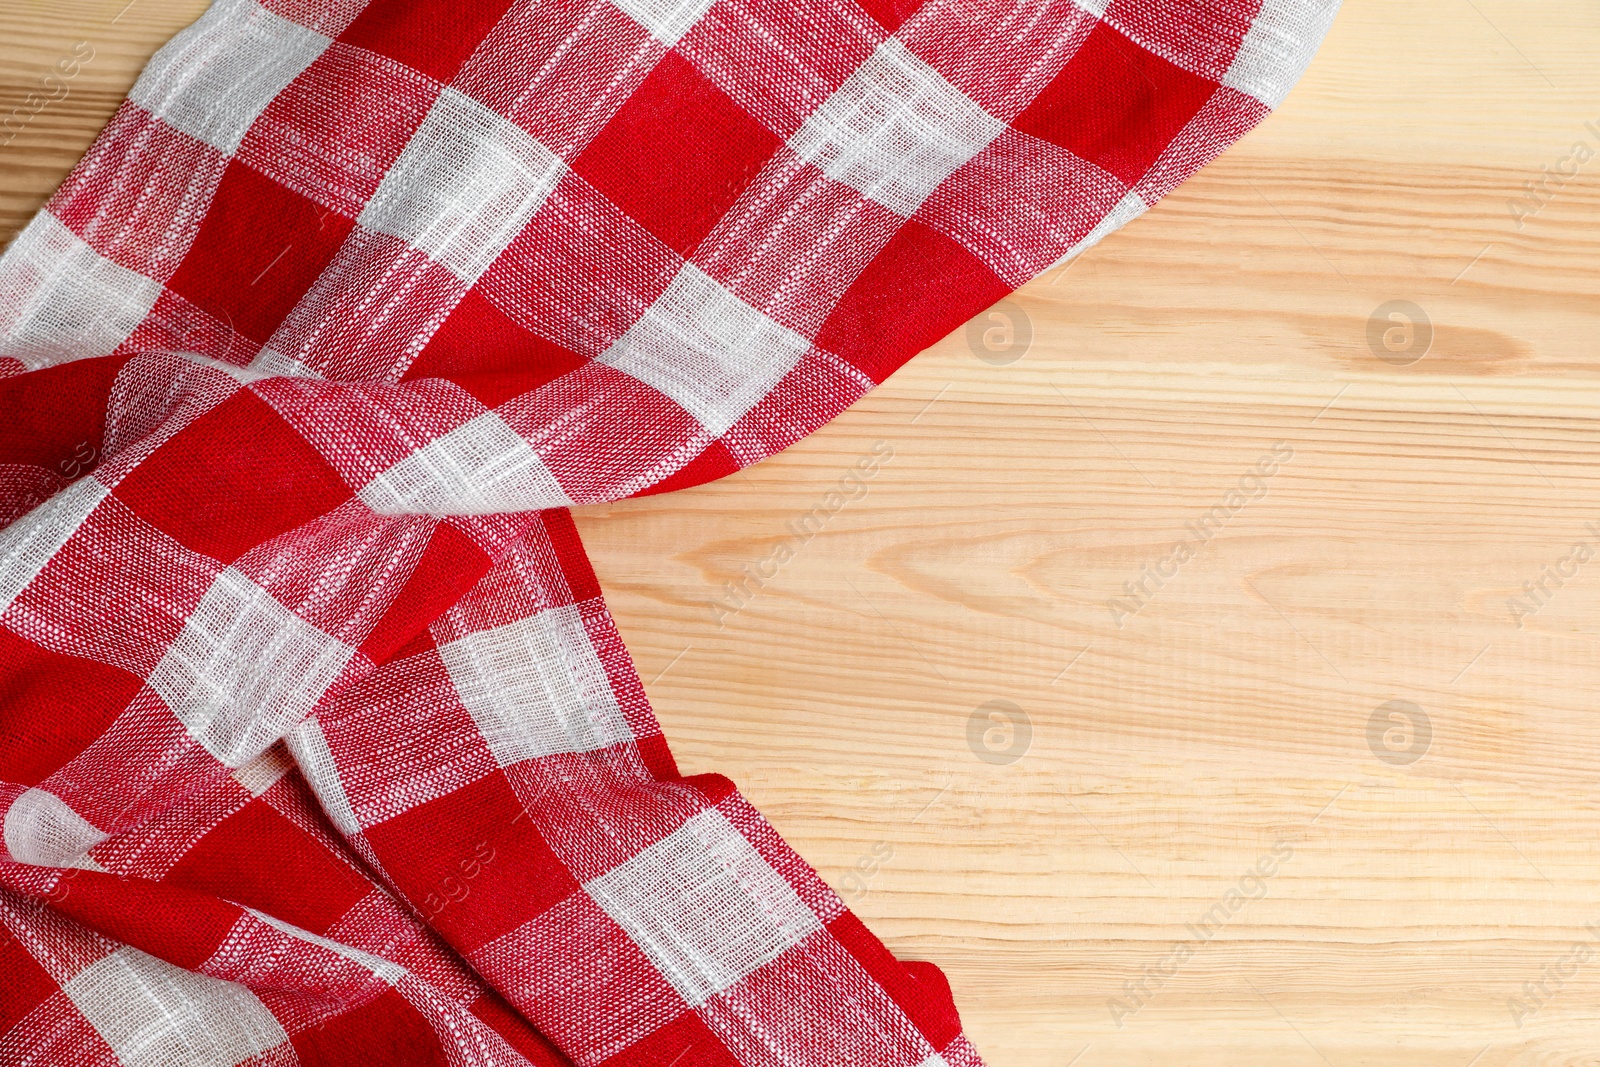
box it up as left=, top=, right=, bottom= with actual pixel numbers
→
left=284, top=716, right=362, bottom=835
left=0, top=476, right=109, bottom=617
left=3, top=788, right=108, bottom=868
left=247, top=908, right=407, bottom=984
left=1223, top=0, right=1343, bottom=109
left=360, top=88, right=567, bottom=284
left=148, top=568, right=356, bottom=768
left=0, top=213, right=162, bottom=369
left=697, top=927, right=938, bottom=1067
left=600, top=264, right=812, bottom=437
left=438, top=603, right=632, bottom=767
left=258, top=227, right=471, bottom=381
left=248, top=347, right=322, bottom=379
left=789, top=39, right=1006, bottom=217
left=359, top=411, right=572, bottom=515
left=63, top=947, right=291, bottom=1067
left=129, top=0, right=332, bottom=155
left=609, top=0, right=716, bottom=46
left=585, top=809, right=823, bottom=1005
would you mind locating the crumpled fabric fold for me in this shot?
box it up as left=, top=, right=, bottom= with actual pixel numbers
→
left=0, top=0, right=1338, bottom=1062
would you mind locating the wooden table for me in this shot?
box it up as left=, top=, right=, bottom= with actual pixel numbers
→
left=4, top=3, right=1599, bottom=1064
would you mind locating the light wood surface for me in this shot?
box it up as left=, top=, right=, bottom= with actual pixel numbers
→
left=5, top=2, right=1600, bottom=1064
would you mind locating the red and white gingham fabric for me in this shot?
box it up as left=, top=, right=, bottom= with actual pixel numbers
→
left=0, top=0, right=1338, bottom=1062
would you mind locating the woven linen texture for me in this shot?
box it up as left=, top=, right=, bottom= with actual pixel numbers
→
left=0, top=0, right=1340, bottom=1062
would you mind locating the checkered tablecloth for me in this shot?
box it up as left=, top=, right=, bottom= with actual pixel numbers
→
left=0, top=0, right=1338, bottom=1062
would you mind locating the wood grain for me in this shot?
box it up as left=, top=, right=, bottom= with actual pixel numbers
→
left=4, top=2, right=1600, bottom=1064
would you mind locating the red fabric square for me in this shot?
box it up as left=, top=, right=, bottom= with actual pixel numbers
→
left=364, top=770, right=580, bottom=951
left=9, top=502, right=221, bottom=699
left=386, top=626, right=436, bottom=662
left=0, top=933, right=59, bottom=1038
left=1013, top=20, right=1218, bottom=186
left=573, top=51, right=782, bottom=258
left=497, top=363, right=704, bottom=505
left=899, top=0, right=1097, bottom=120
left=692, top=155, right=901, bottom=338
left=471, top=891, right=686, bottom=1063
left=816, top=218, right=1009, bottom=383
left=0, top=627, right=144, bottom=787
left=540, top=509, right=602, bottom=604
left=467, top=990, right=568, bottom=1067
left=59, top=703, right=219, bottom=835
left=634, top=733, right=678, bottom=781
left=165, top=798, right=372, bottom=935
left=292, top=988, right=449, bottom=1067
left=258, top=230, right=473, bottom=382
left=827, top=911, right=961, bottom=1047
left=358, top=520, right=492, bottom=665
left=254, top=375, right=482, bottom=497
left=167, top=161, right=355, bottom=344
left=1134, top=83, right=1267, bottom=202
left=406, top=286, right=588, bottom=409
left=47, top=872, right=240, bottom=971
left=917, top=126, right=1130, bottom=286
left=256, top=0, right=367, bottom=37
left=223, top=503, right=416, bottom=644
left=703, top=929, right=938, bottom=1067
left=0, top=355, right=123, bottom=478
left=721, top=347, right=871, bottom=471
left=852, top=0, right=924, bottom=34
left=340, top=0, right=517, bottom=84
left=7, top=1009, right=115, bottom=1067
left=113, top=388, right=352, bottom=564
left=500, top=754, right=703, bottom=883
left=237, top=43, right=439, bottom=220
